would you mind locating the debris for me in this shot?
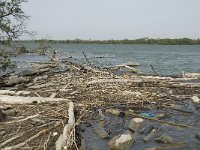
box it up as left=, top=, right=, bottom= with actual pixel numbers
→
left=141, top=113, right=156, bottom=118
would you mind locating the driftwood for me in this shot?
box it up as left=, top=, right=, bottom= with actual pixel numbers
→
left=0, top=95, right=67, bottom=104
left=19, top=68, right=50, bottom=76
left=5, top=76, right=29, bottom=86
left=56, top=102, right=75, bottom=150
left=0, top=90, right=31, bottom=96
left=113, top=63, right=140, bottom=73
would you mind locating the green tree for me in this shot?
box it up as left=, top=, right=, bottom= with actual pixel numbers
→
left=0, top=0, right=28, bottom=44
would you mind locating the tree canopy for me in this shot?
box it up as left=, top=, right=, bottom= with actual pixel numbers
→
left=0, top=0, right=28, bottom=44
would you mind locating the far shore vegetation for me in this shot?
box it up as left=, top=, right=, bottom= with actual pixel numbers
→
left=16, top=38, right=200, bottom=45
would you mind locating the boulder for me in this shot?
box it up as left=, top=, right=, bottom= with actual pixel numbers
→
left=143, top=129, right=157, bottom=142
left=93, top=127, right=109, bottom=139
left=155, top=134, right=173, bottom=144
left=129, top=118, right=145, bottom=132
left=108, top=133, right=135, bottom=150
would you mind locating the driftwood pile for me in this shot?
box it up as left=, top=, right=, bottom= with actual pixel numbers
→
left=0, top=59, right=200, bottom=150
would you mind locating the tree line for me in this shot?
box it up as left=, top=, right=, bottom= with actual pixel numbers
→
left=20, top=38, right=200, bottom=45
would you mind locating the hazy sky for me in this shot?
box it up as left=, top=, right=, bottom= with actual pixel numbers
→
left=22, top=0, right=200, bottom=40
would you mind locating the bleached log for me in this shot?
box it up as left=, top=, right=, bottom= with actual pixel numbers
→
left=115, top=62, right=140, bottom=67
left=182, top=72, right=200, bottom=79
left=0, top=90, right=31, bottom=96
left=124, top=65, right=139, bottom=73
left=56, top=102, right=75, bottom=150
left=0, top=95, right=67, bottom=104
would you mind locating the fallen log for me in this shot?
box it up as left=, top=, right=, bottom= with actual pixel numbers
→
left=56, top=102, right=75, bottom=150
left=0, top=95, right=67, bottom=104
left=5, top=76, right=30, bottom=86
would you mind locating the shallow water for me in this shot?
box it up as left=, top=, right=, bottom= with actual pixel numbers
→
left=2, top=43, right=200, bottom=76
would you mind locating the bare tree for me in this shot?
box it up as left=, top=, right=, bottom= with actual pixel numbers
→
left=0, top=0, right=28, bottom=43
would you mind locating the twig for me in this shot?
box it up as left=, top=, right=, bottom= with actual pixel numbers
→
left=150, top=64, right=161, bottom=77
left=43, top=132, right=51, bottom=150
left=3, top=114, right=39, bottom=124
left=3, top=121, right=61, bottom=150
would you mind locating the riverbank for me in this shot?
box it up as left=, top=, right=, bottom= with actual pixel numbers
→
left=0, top=59, right=200, bottom=149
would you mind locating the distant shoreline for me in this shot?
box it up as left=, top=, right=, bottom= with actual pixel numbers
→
left=16, top=38, right=200, bottom=45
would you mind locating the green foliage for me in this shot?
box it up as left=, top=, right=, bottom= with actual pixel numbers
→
left=1, top=56, right=11, bottom=70
left=25, top=38, right=200, bottom=45
left=0, top=0, right=28, bottom=44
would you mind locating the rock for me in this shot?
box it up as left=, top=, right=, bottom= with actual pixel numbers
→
left=192, top=96, right=200, bottom=103
left=143, top=129, right=157, bottom=142
left=2, top=109, right=17, bottom=116
left=0, top=108, right=5, bottom=121
left=98, top=120, right=107, bottom=128
left=108, top=133, right=135, bottom=150
left=155, top=134, right=173, bottom=144
left=105, top=109, right=121, bottom=116
left=93, top=127, right=109, bottom=139
left=129, top=118, right=145, bottom=132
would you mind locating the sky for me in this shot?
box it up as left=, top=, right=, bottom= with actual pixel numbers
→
left=22, top=0, right=200, bottom=40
